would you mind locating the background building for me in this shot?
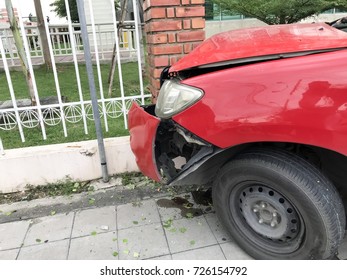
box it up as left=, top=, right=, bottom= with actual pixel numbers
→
left=204, top=1, right=347, bottom=37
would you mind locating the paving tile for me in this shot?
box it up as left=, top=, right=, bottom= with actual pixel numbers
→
left=156, top=193, right=206, bottom=221
left=117, top=200, right=160, bottom=230
left=0, top=220, right=30, bottom=250
left=18, top=240, right=69, bottom=260
left=146, top=255, right=172, bottom=260
left=156, top=194, right=192, bottom=221
left=220, top=242, right=253, bottom=260
left=72, top=206, right=116, bottom=238
left=24, top=213, right=74, bottom=246
left=164, top=217, right=217, bottom=254
left=337, top=233, right=347, bottom=260
left=68, top=232, right=118, bottom=260
left=0, top=249, right=19, bottom=260
left=118, top=223, right=169, bottom=260
left=205, top=213, right=232, bottom=243
left=172, top=245, right=226, bottom=260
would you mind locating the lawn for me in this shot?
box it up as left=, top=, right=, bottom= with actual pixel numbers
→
left=0, top=62, right=150, bottom=150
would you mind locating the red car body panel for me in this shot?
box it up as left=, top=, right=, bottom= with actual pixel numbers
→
left=129, top=22, right=347, bottom=184
left=170, top=23, right=347, bottom=72
left=173, top=49, right=347, bottom=156
left=128, top=103, right=161, bottom=182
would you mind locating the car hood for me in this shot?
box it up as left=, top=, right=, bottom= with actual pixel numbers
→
left=169, top=23, right=347, bottom=72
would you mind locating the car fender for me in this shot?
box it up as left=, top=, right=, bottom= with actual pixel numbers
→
left=172, top=49, right=347, bottom=156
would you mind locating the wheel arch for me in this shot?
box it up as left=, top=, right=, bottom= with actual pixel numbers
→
left=171, top=141, right=347, bottom=199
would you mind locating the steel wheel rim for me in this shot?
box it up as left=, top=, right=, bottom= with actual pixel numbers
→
left=229, top=182, right=305, bottom=254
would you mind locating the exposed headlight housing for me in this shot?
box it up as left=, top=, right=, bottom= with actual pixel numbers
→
left=155, top=79, right=204, bottom=119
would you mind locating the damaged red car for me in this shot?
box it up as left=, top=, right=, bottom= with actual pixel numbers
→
left=128, top=21, right=347, bottom=259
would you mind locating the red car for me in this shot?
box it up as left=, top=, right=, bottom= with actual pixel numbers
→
left=128, top=22, right=347, bottom=259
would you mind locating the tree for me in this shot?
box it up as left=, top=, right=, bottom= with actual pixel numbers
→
left=34, top=0, right=52, bottom=70
left=213, top=0, right=347, bottom=25
left=50, top=0, right=79, bottom=22
left=5, top=0, right=36, bottom=105
left=50, top=0, right=120, bottom=23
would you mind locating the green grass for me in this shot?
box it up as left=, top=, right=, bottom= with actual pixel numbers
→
left=0, top=62, right=150, bottom=149
left=0, top=62, right=147, bottom=100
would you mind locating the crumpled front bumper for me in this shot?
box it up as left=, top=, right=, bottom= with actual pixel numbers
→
left=128, top=102, right=161, bottom=182
left=128, top=102, right=223, bottom=187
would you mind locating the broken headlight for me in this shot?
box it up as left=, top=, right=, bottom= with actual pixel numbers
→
left=155, top=79, right=204, bottom=119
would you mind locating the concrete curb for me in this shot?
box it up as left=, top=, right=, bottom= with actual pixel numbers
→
left=0, top=182, right=201, bottom=224
left=0, top=136, right=139, bottom=193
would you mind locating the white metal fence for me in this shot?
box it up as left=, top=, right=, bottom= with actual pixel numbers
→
left=0, top=0, right=149, bottom=149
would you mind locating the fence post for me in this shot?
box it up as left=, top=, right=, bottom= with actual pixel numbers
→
left=0, top=138, right=4, bottom=155
left=143, top=0, right=206, bottom=102
left=76, top=0, right=109, bottom=183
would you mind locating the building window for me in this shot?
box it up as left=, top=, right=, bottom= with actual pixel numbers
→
left=321, top=8, right=335, bottom=14
left=312, top=8, right=347, bottom=14
left=205, top=1, right=245, bottom=21
left=204, top=1, right=214, bottom=20
left=335, top=8, right=347, bottom=13
left=204, top=2, right=347, bottom=21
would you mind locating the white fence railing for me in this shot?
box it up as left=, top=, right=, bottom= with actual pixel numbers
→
left=0, top=0, right=149, bottom=149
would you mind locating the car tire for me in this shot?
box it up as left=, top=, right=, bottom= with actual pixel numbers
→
left=213, top=148, right=346, bottom=259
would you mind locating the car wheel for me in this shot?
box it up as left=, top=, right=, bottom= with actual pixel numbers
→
left=213, top=148, right=346, bottom=259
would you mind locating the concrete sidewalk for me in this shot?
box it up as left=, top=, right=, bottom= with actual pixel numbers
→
left=0, top=190, right=346, bottom=260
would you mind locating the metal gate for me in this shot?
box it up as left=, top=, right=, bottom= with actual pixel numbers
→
left=0, top=0, right=149, bottom=153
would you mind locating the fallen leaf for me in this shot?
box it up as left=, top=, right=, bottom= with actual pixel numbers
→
left=126, top=184, right=136, bottom=190
left=112, top=238, right=117, bottom=242
left=190, top=240, right=196, bottom=246
left=163, top=219, right=173, bottom=228
left=50, top=211, right=56, bottom=216
left=36, top=239, right=42, bottom=243
left=123, top=249, right=130, bottom=255
left=133, top=221, right=139, bottom=225
left=5, top=211, right=12, bottom=216
left=91, top=231, right=97, bottom=236
left=183, top=202, right=194, bottom=209
left=179, top=227, right=187, bottom=233
left=89, top=198, right=96, bottom=205
left=122, top=239, right=128, bottom=244
left=133, top=252, right=140, bottom=258
left=132, top=201, right=143, bottom=207
left=112, top=251, right=119, bottom=257
left=186, top=213, right=194, bottom=219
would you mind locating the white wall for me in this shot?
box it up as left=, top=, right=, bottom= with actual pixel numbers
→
left=83, top=0, right=118, bottom=52
left=205, top=18, right=266, bottom=38
left=84, top=0, right=113, bottom=25
left=0, top=136, right=139, bottom=193
left=205, top=13, right=347, bottom=38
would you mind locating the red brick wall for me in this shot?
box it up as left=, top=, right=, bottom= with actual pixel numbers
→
left=143, top=0, right=206, bottom=102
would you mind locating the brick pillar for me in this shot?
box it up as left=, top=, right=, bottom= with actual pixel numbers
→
left=143, top=0, right=205, bottom=102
